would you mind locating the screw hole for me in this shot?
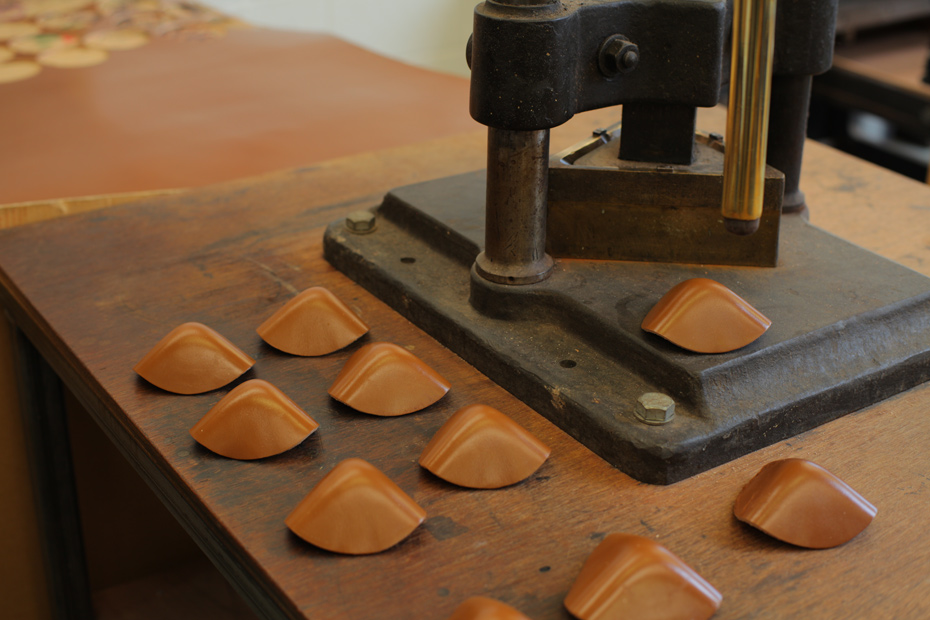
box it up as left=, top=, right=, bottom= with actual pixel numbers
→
left=539, top=565, right=551, bottom=573
left=559, top=359, right=577, bottom=369
left=400, top=257, right=416, bottom=264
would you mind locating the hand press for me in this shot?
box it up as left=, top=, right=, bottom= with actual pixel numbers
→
left=324, top=0, right=930, bottom=484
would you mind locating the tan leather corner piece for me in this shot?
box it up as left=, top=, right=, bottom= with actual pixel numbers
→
left=328, top=342, right=451, bottom=416
left=285, top=458, right=426, bottom=555
left=134, top=322, right=254, bottom=394
left=564, top=533, right=722, bottom=620
left=641, top=277, right=771, bottom=353
left=419, top=404, right=550, bottom=489
left=189, top=379, right=319, bottom=460
left=447, top=596, right=532, bottom=620
left=734, top=458, right=877, bottom=549
left=257, top=287, right=369, bottom=356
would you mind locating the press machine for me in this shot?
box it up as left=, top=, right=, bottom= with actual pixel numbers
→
left=324, top=0, right=930, bottom=484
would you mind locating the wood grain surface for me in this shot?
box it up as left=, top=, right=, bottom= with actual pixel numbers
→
left=0, top=115, right=929, bottom=620
left=0, top=28, right=477, bottom=205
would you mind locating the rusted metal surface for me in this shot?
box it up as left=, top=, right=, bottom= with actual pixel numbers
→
left=618, top=104, right=696, bottom=165
left=468, top=0, right=726, bottom=132
left=466, top=0, right=837, bottom=259
left=475, top=128, right=554, bottom=285
left=767, top=74, right=814, bottom=212
left=546, top=129, right=783, bottom=265
left=323, top=171, right=930, bottom=484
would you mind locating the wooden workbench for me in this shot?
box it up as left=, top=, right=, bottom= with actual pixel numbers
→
left=1, top=117, right=929, bottom=619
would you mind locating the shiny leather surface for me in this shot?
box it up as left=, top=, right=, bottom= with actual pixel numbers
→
left=641, top=277, right=771, bottom=353
left=447, top=596, right=533, bottom=620
left=734, top=458, right=877, bottom=548
left=133, top=322, right=254, bottom=394
left=190, top=379, right=319, bottom=460
left=419, top=404, right=550, bottom=489
left=564, top=533, right=722, bottom=620
left=328, top=342, right=451, bottom=416
left=285, top=458, right=425, bottom=555
left=257, top=286, right=368, bottom=357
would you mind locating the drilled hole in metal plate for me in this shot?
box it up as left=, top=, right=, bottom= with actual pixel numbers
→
left=560, top=359, right=577, bottom=368
left=400, top=257, right=416, bottom=264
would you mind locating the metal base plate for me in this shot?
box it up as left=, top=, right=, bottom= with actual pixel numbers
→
left=323, top=171, right=930, bottom=484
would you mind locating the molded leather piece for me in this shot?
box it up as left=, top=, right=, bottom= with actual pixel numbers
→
left=419, top=404, right=550, bottom=488
left=285, top=458, right=426, bottom=555
left=257, top=286, right=368, bottom=356
left=734, top=458, right=877, bottom=549
left=328, top=342, right=450, bottom=416
left=641, top=277, right=771, bottom=353
left=564, top=533, right=722, bottom=620
left=447, top=596, right=532, bottom=620
left=189, top=379, right=319, bottom=460
left=134, top=322, right=254, bottom=394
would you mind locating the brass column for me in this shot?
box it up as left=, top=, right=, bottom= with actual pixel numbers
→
left=722, top=0, right=777, bottom=235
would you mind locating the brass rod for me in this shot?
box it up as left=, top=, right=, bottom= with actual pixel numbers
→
left=722, top=0, right=777, bottom=235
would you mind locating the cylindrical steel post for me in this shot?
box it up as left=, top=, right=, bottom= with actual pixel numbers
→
left=766, top=73, right=812, bottom=214
left=475, top=127, right=554, bottom=285
left=722, top=0, right=777, bottom=235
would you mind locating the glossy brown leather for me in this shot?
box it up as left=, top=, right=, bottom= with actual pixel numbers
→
left=734, top=458, right=877, bottom=548
left=641, top=277, right=771, bottom=353
left=328, top=342, right=450, bottom=416
left=419, top=404, right=550, bottom=488
left=564, top=533, right=722, bottom=620
left=0, top=28, right=476, bottom=204
left=189, top=379, right=318, bottom=460
left=133, top=322, right=254, bottom=394
left=447, top=596, right=532, bottom=620
left=257, top=286, right=368, bottom=356
left=285, top=458, right=425, bottom=555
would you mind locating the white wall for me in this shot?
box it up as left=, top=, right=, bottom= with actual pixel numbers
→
left=202, top=0, right=476, bottom=76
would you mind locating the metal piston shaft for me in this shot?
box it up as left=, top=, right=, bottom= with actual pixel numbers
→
left=475, top=127, right=554, bottom=285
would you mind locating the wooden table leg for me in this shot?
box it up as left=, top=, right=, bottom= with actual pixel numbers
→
left=12, top=326, right=94, bottom=620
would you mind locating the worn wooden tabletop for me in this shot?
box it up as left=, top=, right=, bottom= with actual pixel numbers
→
left=1, top=115, right=929, bottom=619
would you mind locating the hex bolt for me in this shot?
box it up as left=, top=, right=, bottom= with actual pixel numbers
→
left=345, top=210, right=376, bottom=234
left=621, top=49, right=639, bottom=71
left=634, top=393, right=675, bottom=425
left=598, top=35, right=639, bottom=77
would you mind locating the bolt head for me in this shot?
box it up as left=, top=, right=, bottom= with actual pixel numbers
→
left=620, top=49, right=639, bottom=70
left=599, top=35, right=639, bottom=77
left=345, top=210, right=376, bottom=234
left=635, top=393, right=675, bottom=425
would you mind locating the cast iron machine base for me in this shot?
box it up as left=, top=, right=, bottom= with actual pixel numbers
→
left=324, top=171, right=930, bottom=484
